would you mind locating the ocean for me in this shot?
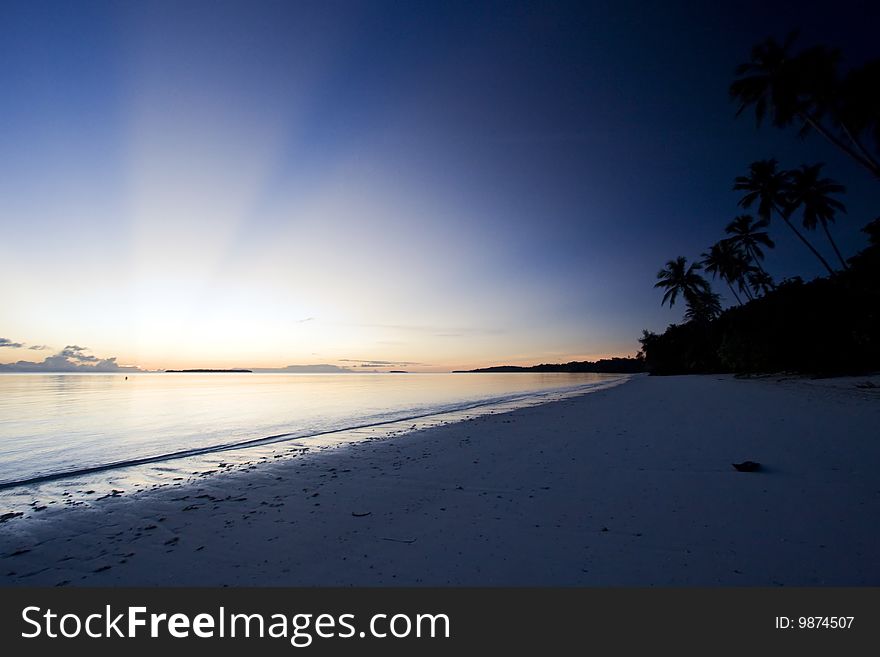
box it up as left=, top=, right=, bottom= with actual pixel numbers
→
left=0, top=372, right=627, bottom=512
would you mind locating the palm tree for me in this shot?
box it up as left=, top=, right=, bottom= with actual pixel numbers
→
left=734, top=159, right=835, bottom=275
left=723, top=214, right=775, bottom=276
left=684, top=290, right=722, bottom=324
left=838, top=60, right=880, bottom=163
left=654, top=256, right=711, bottom=310
left=730, top=33, right=803, bottom=128
left=797, top=46, right=880, bottom=177
left=746, top=269, right=775, bottom=297
left=701, top=241, right=753, bottom=305
left=786, top=163, right=849, bottom=270
left=730, top=34, right=880, bottom=179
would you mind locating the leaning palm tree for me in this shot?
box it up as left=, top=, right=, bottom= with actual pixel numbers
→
left=786, top=163, right=849, bottom=270
left=730, top=34, right=880, bottom=179
left=654, top=256, right=711, bottom=309
left=723, top=214, right=775, bottom=276
left=701, top=241, right=753, bottom=305
left=734, top=159, right=835, bottom=275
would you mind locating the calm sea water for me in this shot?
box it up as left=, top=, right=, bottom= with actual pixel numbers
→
left=0, top=372, right=626, bottom=508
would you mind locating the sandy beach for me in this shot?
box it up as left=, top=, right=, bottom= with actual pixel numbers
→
left=1, top=374, right=879, bottom=587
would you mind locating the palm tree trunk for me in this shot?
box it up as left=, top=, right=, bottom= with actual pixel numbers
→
left=751, top=256, right=766, bottom=275
left=821, top=222, right=849, bottom=270
left=839, top=121, right=880, bottom=173
left=747, top=249, right=774, bottom=285
left=799, top=112, right=880, bottom=180
left=773, top=204, right=837, bottom=275
left=726, top=282, right=743, bottom=305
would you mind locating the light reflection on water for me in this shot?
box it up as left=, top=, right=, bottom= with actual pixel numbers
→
left=0, top=372, right=628, bottom=514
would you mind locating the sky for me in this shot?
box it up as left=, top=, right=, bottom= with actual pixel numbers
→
left=0, top=0, right=877, bottom=372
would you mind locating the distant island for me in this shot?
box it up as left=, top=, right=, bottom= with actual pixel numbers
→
left=164, top=369, right=253, bottom=373
left=455, top=357, right=644, bottom=374
left=388, top=370, right=409, bottom=373
left=251, top=364, right=353, bottom=373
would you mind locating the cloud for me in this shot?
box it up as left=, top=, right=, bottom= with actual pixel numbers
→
left=28, top=344, right=51, bottom=350
left=296, top=317, right=315, bottom=323
left=59, top=345, right=100, bottom=363
left=0, top=345, right=141, bottom=372
left=0, top=338, right=24, bottom=348
left=339, top=358, right=424, bottom=366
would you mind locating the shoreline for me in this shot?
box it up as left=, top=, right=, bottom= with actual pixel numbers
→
left=0, top=376, right=629, bottom=515
left=1, top=374, right=879, bottom=586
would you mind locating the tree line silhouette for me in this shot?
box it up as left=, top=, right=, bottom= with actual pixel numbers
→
left=640, top=34, right=879, bottom=376
left=456, top=357, right=644, bottom=374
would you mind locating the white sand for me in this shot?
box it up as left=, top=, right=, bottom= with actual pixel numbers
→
left=1, top=374, right=879, bottom=586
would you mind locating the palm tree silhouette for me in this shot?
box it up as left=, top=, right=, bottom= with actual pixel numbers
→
left=786, top=163, right=849, bottom=270
left=701, top=241, right=754, bottom=305
left=734, top=159, right=835, bottom=275
left=746, top=269, right=775, bottom=297
left=654, top=256, right=712, bottom=309
left=684, top=290, right=722, bottom=324
left=730, top=33, right=802, bottom=128
left=838, top=60, right=880, bottom=163
left=724, top=214, right=775, bottom=277
left=730, top=34, right=880, bottom=179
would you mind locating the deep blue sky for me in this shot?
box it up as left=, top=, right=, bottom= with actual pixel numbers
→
left=0, top=0, right=877, bottom=370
